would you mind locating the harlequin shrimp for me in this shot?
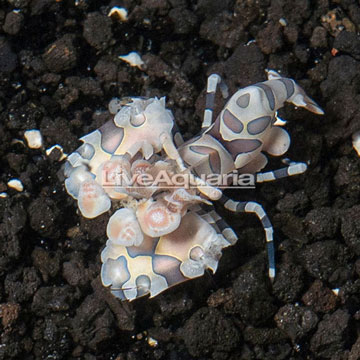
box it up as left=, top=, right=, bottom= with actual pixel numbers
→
left=64, top=70, right=323, bottom=301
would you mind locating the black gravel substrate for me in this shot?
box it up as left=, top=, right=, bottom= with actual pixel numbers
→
left=0, top=0, right=360, bottom=359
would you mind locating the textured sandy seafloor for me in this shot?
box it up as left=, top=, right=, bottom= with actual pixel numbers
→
left=0, top=0, right=360, bottom=359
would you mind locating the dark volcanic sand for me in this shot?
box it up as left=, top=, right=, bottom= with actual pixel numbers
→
left=0, top=0, right=360, bottom=359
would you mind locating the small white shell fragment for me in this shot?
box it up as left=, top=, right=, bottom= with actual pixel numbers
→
left=106, top=208, right=144, bottom=247
left=77, top=179, right=111, bottom=218
left=279, top=18, right=288, bottom=26
left=45, top=144, right=68, bottom=161
left=0, top=192, right=8, bottom=198
left=11, top=139, right=25, bottom=146
left=119, top=52, right=144, bottom=69
left=7, top=179, right=24, bottom=192
left=246, top=39, right=256, bottom=46
left=332, top=288, right=340, bottom=296
left=108, top=6, right=128, bottom=21
left=147, top=337, right=158, bottom=347
left=24, top=129, right=43, bottom=149
left=352, top=131, right=360, bottom=157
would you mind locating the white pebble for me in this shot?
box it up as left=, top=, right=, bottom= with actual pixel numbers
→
left=147, top=337, right=158, bottom=347
left=24, top=129, right=43, bottom=149
left=7, top=179, right=24, bottom=192
left=45, top=144, right=68, bottom=161
left=332, top=288, right=340, bottom=296
left=279, top=18, right=288, bottom=27
left=108, top=6, right=128, bottom=21
left=119, top=52, right=144, bottom=69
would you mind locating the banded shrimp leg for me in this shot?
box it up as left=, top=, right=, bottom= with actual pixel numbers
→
left=218, top=194, right=276, bottom=281
left=256, top=159, right=308, bottom=183
left=200, top=161, right=303, bottom=282
left=202, top=73, right=229, bottom=129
